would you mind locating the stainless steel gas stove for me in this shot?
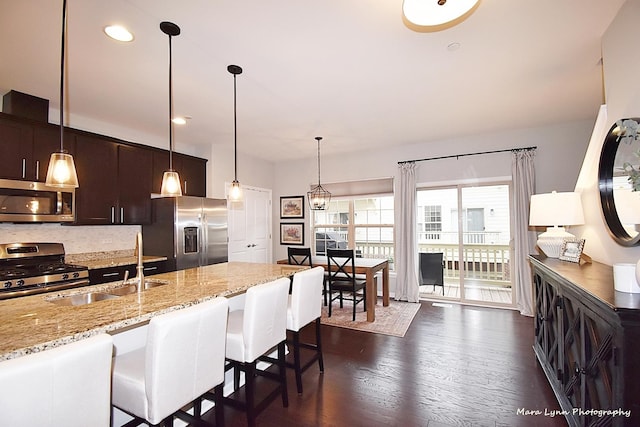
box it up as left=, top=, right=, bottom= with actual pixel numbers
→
left=0, top=243, right=89, bottom=300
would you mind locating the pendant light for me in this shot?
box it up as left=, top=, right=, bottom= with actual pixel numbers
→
left=307, top=136, right=331, bottom=210
left=159, top=21, right=182, bottom=197
left=227, top=64, right=243, bottom=202
left=45, top=0, right=78, bottom=188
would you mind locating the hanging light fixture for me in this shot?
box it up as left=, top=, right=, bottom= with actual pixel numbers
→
left=307, top=136, right=331, bottom=210
left=227, top=64, right=243, bottom=202
left=45, top=0, right=78, bottom=188
left=159, top=21, right=182, bottom=197
left=402, top=0, right=480, bottom=31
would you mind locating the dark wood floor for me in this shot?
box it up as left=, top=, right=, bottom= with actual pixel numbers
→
left=202, top=302, right=567, bottom=427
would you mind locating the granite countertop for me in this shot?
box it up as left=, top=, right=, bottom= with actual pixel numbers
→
left=0, top=262, right=307, bottom=361
left=66, top=250, right=167, bottom=269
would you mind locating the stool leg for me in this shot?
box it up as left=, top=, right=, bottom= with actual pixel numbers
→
left=278, top=341, right=289, bottom=407
left=315, top=317, right=324, bottom=373
left=245, top=362, right=257, bottom=427
left=214, top=383, right=224, bottom=427
left=292, top=331, right=303, bottom=394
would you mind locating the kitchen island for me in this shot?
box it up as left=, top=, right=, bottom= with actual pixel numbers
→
left=0, top=262, right=306, bottom=361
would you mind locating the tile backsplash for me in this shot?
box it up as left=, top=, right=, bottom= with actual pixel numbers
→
left=0, top=224, right=140, bottom=254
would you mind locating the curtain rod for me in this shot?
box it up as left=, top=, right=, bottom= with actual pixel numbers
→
left=397, top=146, right=537, bottom=165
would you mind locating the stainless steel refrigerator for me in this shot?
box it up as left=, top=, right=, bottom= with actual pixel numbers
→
left=142, top=196, right=228, bottom=271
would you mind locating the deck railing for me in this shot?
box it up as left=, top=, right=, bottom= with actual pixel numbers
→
left=354, top=241, right=511, bottom=286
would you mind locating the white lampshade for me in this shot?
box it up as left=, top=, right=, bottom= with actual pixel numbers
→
left=403, top=0, right=480, bottom=28
left=160, top=170, right=182, bottom=196
left=45, top=152, right=79, bottom=188
left=529, top=191, right=584, bottom=258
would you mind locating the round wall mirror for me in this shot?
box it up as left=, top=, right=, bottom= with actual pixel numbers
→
left=598, top=118, right=640, bottom=246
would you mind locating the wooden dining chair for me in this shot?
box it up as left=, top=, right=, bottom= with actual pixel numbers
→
left=327, top=249, right=366, bottom=321
left=287, top=247, right=313, bottom=267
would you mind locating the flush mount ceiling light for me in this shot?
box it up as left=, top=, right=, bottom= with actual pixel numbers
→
left=307, top=136, right=331, bottom=210
left=45, top=0, right=79, bottom=188
left=402, top=0, right=481, bottom=32
left=227, top=64, right=243, bottom=202
left=104, top=24, right=134, bottom=42
left=159, top=21, right=182, bottom=197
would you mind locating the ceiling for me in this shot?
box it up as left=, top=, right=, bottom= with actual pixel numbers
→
left=0, top=0, right=626, bottom=162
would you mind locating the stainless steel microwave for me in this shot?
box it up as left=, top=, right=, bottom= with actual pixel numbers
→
left=0, top=179, right=75, bottom=223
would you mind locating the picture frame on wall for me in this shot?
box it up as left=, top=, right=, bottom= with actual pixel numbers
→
left=559, top=238, right=585, bottom=263
left=280, top=196, right=304, bottom=219
left=280, top=223, right=304, bottom=245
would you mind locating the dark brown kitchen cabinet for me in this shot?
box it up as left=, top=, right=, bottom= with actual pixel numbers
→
left=0, top=113, right=70, bottom=182
left=89, top=260, right=167, bottom=285
left=152, top=150, right=207, bottom=197
left=531, top=255, right=640, bottom=427
left=74, top=133, right=119, bottom=224
left=74, top=134, right=152, bottom=225
left=116, top=144, right=152, bottom=224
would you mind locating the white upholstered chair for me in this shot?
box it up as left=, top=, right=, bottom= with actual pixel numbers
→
left=287, top=266, right=325, bottom=394
left=222, top=277, right=290, bottom=427
left=0, top=333, right=114, bottom=427
left=111, top=297, right=229, bottom=427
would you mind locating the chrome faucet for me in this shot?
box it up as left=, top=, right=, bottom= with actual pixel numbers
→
left=134, top=231, right=144, bottom=292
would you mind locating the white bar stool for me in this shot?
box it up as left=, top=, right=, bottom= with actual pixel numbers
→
left=111, top=297, right=229, bottom=426
left=286, top=266, right=325, bottom=394
left=0, top=333, right=114, bottom=427
left=221, top=277, right=290, bottom=427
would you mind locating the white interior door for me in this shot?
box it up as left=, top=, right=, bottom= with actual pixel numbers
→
left=227, top=185, right=272, bottom=263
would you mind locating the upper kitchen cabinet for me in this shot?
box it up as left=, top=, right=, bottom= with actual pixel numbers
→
left=74, top=133, right=119, bottom=224
left=152, top=151, right=207, bottom=197
left=117, top=144, right=152, bottom=224
left=74, top=133, right=152, bottom=225
left=0, top=113, right=72, bottom=182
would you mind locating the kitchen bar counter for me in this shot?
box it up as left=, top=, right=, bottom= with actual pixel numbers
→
left=0, top=262, right=306, bottom=361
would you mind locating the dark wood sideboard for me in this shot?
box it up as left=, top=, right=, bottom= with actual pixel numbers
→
left=530, top=255, right=640, bottom=427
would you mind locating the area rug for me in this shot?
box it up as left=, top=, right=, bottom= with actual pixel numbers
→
left=320, top=299, right=421, bottom=337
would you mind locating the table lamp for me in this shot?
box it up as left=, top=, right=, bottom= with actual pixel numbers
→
left=529, top=191, right=585, bottom=258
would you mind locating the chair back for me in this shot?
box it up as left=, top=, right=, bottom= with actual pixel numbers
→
left=419, top=252, right=444, bottom=286
left=288, top=247, right=313, bottom=266
left=0, top=334, right=113, bottom=427
left=327, top=248, right=356, bottom=283
left=288, top=266, right=325, bottom=331
left=145, top=297, right=229, bottom=423
left=243, top=277, right=290, bottom=362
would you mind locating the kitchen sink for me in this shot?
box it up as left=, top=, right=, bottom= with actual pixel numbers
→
left=106, top=279, right=170, bottom=296
left=48, top=292, right=119, bottom=306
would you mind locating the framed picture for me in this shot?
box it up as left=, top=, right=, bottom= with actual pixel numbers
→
left=280, top=196, right=304, bottom=219
left=559, top=238, right=585, bottom=263
left=280, top=223, right=304, bottom=245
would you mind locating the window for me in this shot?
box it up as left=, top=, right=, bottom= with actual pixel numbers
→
left=421, top=205, right=442, bottom=240
left=312, top=195, right=394, bottom=269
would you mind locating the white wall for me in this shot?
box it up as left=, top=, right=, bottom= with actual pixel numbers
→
left=572, top=0, right=640, bottom=265
left=271, top=119, right=593, bottom=262
left=208, top=144, right=274, bottom=199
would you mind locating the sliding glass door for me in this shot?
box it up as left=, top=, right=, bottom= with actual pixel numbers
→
left=416, top=182, right=514, bottom=307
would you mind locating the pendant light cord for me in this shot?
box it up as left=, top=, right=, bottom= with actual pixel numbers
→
left=233, top=73, right=238, bottom=181
left=316, top=136, right=323, bottom=186
left=59, top=0, right=67, bottom=153
left=168, top=33, right=174, bottom=171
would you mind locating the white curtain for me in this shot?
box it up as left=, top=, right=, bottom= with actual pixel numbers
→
left=511, top=149, right=537, bottom=316
left=395, top=162, right=420, bottom=302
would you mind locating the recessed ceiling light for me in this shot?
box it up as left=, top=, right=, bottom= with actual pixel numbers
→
left=104, top=25, right=134, bottom=42
left=172, top=117, right=187, bottom=125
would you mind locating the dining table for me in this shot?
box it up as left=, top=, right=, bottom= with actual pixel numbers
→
left=277, top=256, right=389, bottom=322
